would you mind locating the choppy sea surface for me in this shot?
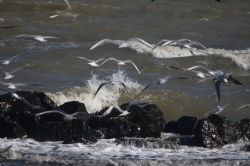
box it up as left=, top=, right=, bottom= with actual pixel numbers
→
left=0, top=0, right=250, bottom=164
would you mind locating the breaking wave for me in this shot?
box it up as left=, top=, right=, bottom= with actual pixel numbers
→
left=46, top=70, right=143, bottom=113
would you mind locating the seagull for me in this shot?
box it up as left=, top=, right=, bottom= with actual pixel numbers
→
left=213, top=71, right=243, bottom=104
left=102, top=104, right=130, bottom=116
left=96, top=57, right=141, bottom=74
left=35, top=110, right=85, bottom=123
left=76, top=56, right=104, bottom=67
left=0, top=81, right=43, bottom=90
left=1, top=49, right=31, bottom=65
left=93, top=81, right=128, bottom=99
left=90, top=38, right=207, bottom=58
left=134, top=76, right=188, bottom=98
left=15, top=34, right=58, bottom=42
left=234, top=104, right=250, bottom=111
left=0, top=88, right=41, bottom=109
left=0, top=64, right=35, bottom=80
left=202, top=101, right=234, bottom=118
left=90, top=38, right=154, bottom=54
left=166, top=65, right=211, bottom=80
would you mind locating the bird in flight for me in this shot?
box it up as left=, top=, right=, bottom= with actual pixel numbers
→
left=93, top=81, right=128, bottom=99
left=15, top=34, right=58, bottom=42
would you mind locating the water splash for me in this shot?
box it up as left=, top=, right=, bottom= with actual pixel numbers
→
left=47, top=70, right=143, bottom=113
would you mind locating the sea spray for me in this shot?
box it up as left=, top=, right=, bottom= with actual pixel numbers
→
left=47, top=70, right=143, bottom=113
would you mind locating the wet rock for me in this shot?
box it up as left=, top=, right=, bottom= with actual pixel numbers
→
left=59, top=101, right=87, bottom=114
left=241, top=144, right=250, bottom=152
left=0, top=91, right=57, bottom=113
left=194, top=114, right=239, bottom=148
left=235, top=118, right=250, bottom=141
left=164, top=116, right=197, bottom=135
left=121, top=102, right=165, bottom=138
left=0, top=113, right=26, bottom=138
left=87, top=116, right=140, bottom=139
left=87, top=101, right=165, bottom=139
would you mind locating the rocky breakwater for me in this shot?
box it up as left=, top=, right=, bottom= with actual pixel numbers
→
left=0, top=91, right=165, bottom=144
left=0, top=90, right=249, bottom=150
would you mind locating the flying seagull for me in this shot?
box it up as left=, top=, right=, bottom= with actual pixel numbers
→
left=0, top=88, right=41, bottom=109
left=15, top=34, right=58, bottom=42
left=1, top=49, right=31, bottom=65
left=0, top=81, right=43, bottom=90
left=134, top=76, right=188, bottom=98
left=96, top=57, right=141, bottom=74
left=234, top=104, right=250, bottom=111
left=76, top=56, right=104, bottom=67
left=90, top=38, right=154, bottom=54
left=93, top=81, right=128, bottom=99
left=0, top=64, right=35, bottom=80
left=202, top=101, right=234, bottom=119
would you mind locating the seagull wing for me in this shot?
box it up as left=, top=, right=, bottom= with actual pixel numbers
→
left=133, top=83, right=151, bottom=99
left=98, top=57, right=121, bottom=66
left=93, top=82, right=111, bottom=98
left=119, top=38, right=154, bottom=53
left=227, top=75, right=243, bottom=86
left=214, top=80, right=221, bottom=104
left=90, top=39, right=124, bottom=50
left=63, top=0, right=72, bottom=9
left=10, top=64, right=35, bottom=74
left=124, top=60, right=141, bottom=74
left=77, top=56, right=93, bottom=62
left=235, top=104, right=250, bottom=111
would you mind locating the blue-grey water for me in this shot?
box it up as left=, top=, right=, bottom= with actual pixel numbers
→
left=0, top=0, right=250, bottom=164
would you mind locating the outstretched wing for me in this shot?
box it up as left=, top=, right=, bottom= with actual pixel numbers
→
left=214, top=80, right=221, bottom=104
left=93, top=82, right=111, bottom=98
left=90, top=39, right=124, bottom=50
left=227, top=75, right=243, bottom=86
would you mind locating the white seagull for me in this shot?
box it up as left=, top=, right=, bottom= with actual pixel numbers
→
left=202, top=101, right=234, bottom=119
left=234, top=104, right=250, bottom=111
left=0, top=81, right=43, bottom=90
left=76, top=56, right=104, bottom=67
left=0, top=88, right=41, bottom=109
left=90, top=38, right=154, bottom=54
left=15, top=34, right=58, bottom=42
left=93, top=81, right=128, bottom=99
left=0, top=64, right=35, bottom=80
left=1, top=49, right=30, bottom=65
left=96, top=57, right=141, bottom=74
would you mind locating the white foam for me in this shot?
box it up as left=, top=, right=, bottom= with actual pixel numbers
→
left=1, top=135, right=250, bottom=164
left=47, top=70, right=143, bottom=113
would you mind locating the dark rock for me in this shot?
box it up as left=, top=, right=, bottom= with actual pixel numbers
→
left=0, top=113, right=26, bottom=138
left=59, top=101, right=87, bottom=114
left=241, top=144, right=250, bottom=152
left=87, top=116, right=140, bottom=139
left=87, top=101, right=165, bottom=139
left=164, top=116, right=197, bottom=135
left=235, top=118, right=250, bottom=141
left=194, top=114, right=239, bottom=148
left=0, top=91, right=57, bottom=113
left=122, top=102, right=165, bottom=138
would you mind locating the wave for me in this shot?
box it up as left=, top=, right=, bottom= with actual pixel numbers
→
left=46, top=70, right=143, bottom=113
left=1, top=135, right=250, bottom=165
left=90, top=38, right=250, bottom=69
